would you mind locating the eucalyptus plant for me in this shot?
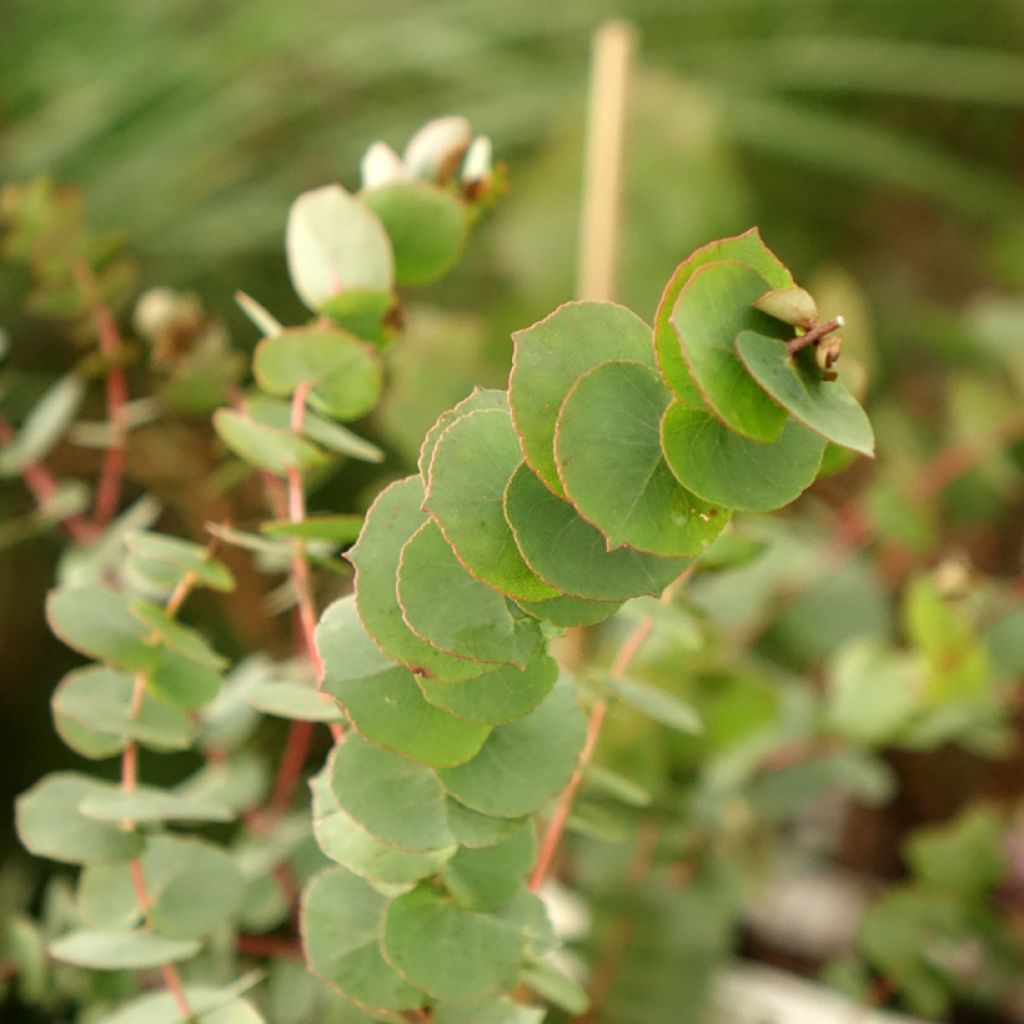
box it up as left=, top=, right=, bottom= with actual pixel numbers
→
left=5, top=116, right=876, bottom=1023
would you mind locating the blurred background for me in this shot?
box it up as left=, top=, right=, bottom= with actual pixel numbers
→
left=3, top=1, right=1024, bottom=1021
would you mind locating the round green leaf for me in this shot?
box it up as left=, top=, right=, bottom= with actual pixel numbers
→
left=47, top=587, right=158, bottom=672
left=96, top=991, right=263, bottom=1024
left=311, top=761, right=457, bottom=886
left=435, top=998, right=544, bottom=1024
left=397, top=520, right=542, bottom=669
left=48, top=928, right=199, bottom=970
left=213, top=409, right=329, bottom=475
left=286, top=184, right=394, bottom=312
left=348, top=476, right=490, bottom=682
left=16, top=773, right=143, bottom=865
left=383, top=885, right=523, bottom=1004
left=670, top=259, right=788, bottom=442
left=53, top=666, right=191, bottom=758
left=438, top=676, right=587, bottom=818
left=514, top=593, right=622, bottom=628
left=146, top=647, right=222, bottom=709
left=317, top=596, right=491, bottom=766
left=509, top=301, right=654, bottom=495
left=253, top=326, right=382, bottom=421
left=130, top=601, right=226, bottom=669
left=503, top=463, right=690, bottom=602
left=735, top=329, right=875, bottom=455
left=654, top=228, right=793, bottom=408
left=752, top=286, right=818, bottom=329
left=79, top=787, right=233, bottom=824
left=443, top=821, right=536, bottom=911
left=660, top=401, right=826, bottom=512
left=363, top=182, right=467, bottom=285
left=330, top=733, right=454, bottom=852
left=244, top=681, right=344, bottom=722
left=446, top=800, right=529, bottom=850
left=124, top=531, right=235, bottom=592
left=555, top=360, right=730, bottom=556
left=419, top=388, right=509, bottom=481
left=426, top=407, right=558, bottom=601
left=302, top=866, right=425, bottom=1013
left=416, top=652, right=558, bottom=726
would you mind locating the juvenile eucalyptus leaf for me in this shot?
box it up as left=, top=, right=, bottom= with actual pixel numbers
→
left=446, top=799, right=529, bottom=849
left=382, top=884, right=523, bottom=1003
left=554, top=360, right=730, bottom=556
left=670, top=259, right=788, bottom=442
left=416, top=653, right=559, bottom=725
left=443, top=820, right=536, bottom=911
left=504, top=463, right=690, bottom=602
left=398, top=520, right=542, bottom=669
left=96, top=989, right=265, bottom=1024
left=425, top=407, right=558, bottom=600
left=348, top=477, right=490, bottom=682
left=752, top=286, right=819, bottom=329
left=661, top=402, right=826, bottom=512
left=515, top=592, right=623, bottom=628
left=438, top=676, right=587, bottom=818
left=46, top=587, right=158, bottom=671
left=655, top=228, right=792, bottom=408
left=286, top=184, right=394, bottom=312
left=213, top=409, right=330, bottom=475
left=16, top=773, right=143, bottom=865
left=519, top=956, right=589, bottom=1015
left=302, top=866, right=426, bottom=1012
left=606, top=675, right=702, bottom=734
left=49, top=928, right=200, bottom=970
left=146, top=646, right=222, bottom=709
left=330, top=733, right=454, bottom=851
left=311, top=762, right=457, bottom=885
left=253, top=326, right=382, bottom=421
left=509, top=301, right=654, bottom=495
left=362, top=181, right=467, bottom=285
left=79, top=786, right=233, bottom=824
left=434, top=998, right=544, bottom=1024
left=129, top=601, right=227, bottom=669
left=261, top=514, right=364, bottom=543
left=244, top=681, right=344, bottom=722
left=735, top=329, right=875, bottom=455
left=124, top=530, right=235, bottom=592
left=0, top=373, right=84, bottom=477
left=245, top=394, right=384, bottom=462
left=317, top=596, right=491, bottom=766
left=418, top=388, right=508, bottom=480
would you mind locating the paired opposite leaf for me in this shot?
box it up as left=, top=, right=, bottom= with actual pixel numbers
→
left=554, top=360, right=729, bottom=556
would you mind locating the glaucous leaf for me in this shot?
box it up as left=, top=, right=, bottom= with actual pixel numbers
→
left=661, top=402, right=825, bottom=512
left=286, top=185, right=394, bottom=312
left=443, top=821, right=536, bottom=911
left=317, top=596, right=491, bottom=766
left=504, top=463, right=690, bottom=601
left=79, top=786, right=233, bottom=824
left=363, top=182, right=467, bottom=285
left=509, top=301, right=654, bottom=495
left=244, top=681, right=343, bottom=722
left=0, top=374, right=84, bottom=477
left=47, top=587, right=158, bottom=671
left=555, top=360, right=730, bottom=556
left=48, top=928, right=199, bottom=970
left=213, top=410, right=329, bottom=475
left=146, top=647, right=222, bottom=709
left=418, top=388, right=508, bottom=480
left=438, top=676, right=587, bottom=818
left=514, top=592, right=622, bottom=628
left=124, top=531, right=235, bottom=592
left=434, top=998, right=544, bottom=1024
left=446, top=800, right=529, bottom=850
left=425, top=407, right=558, bottom=600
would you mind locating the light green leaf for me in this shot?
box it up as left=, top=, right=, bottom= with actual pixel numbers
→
left=661, top=402, right=825, bottom=512
left=286, top=185, right=394, bottom=312
left=438, top=676, right=587, bottom=818
left=515, top=592, right=622, bottom=628
left=16, top=772, right=142, bottom=865
left=302, top=866, right=425, bottom=1012
left=48, top=928, right=199, bottom=970
left=123, top=530, right=235, bottom=592
left=735, top=330, right=874, bottom=455
left=435, top=997, right=544, bottom=1024
left=330, top=733, right=454, bottom=851
left=398, top=520, right=542, bottom=668
left=444, top=821, right=536, bottom=911
left=363, top=181, right=467, bottom=285
left=555, top=360, right=730, bottom=556
left=446, top=800, right=529, bottom=850
left=98, top=991, right=264, bottom=1024
left=317, top=596, right=491, bottom=766
left=311, top=761, right=456, bottom=886
left=655, top=228, right=793, bottom=408
left=520, top=955, right=589, bottom=1015
left=752, top=286, right=818, bottom=329
left=417, top=653, right=558, bottom=726
left=418, top=388, right=508, bottom=480
left=504, top=463, right=690, bottom=601
left=425, top=407, right=558, bottom=600
left=509, top=301, right=654, bottom=495
left=79, top=786, right=233, bottom=824
left=0, top=374, right=84, bottom=477
left=146, top=646, right=222, bottom=709
left=383, top=884, right=523, bottom=1004
left=46, top=586, right=158, bottom=671
left=261, top=514, right=364, bottom=543
left=213, top=409, right=330, bottom=475
left=130, top=601, right=226, bottom=669
left=245, top=681, right=343, bottom=722
left=348, top=476, right=489, bottom=682
left=670, top=259, right=788, bottom=441
left=253, top=326, right=382, bottom=421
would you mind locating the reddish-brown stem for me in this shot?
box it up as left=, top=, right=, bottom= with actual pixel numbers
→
left=236, top=934, right=303, bottom=961
left=74, top=261, right=129, bottom=529
left=268, top=719, right=316, bottom=817
left=0, top=415, right=98, bottom=543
